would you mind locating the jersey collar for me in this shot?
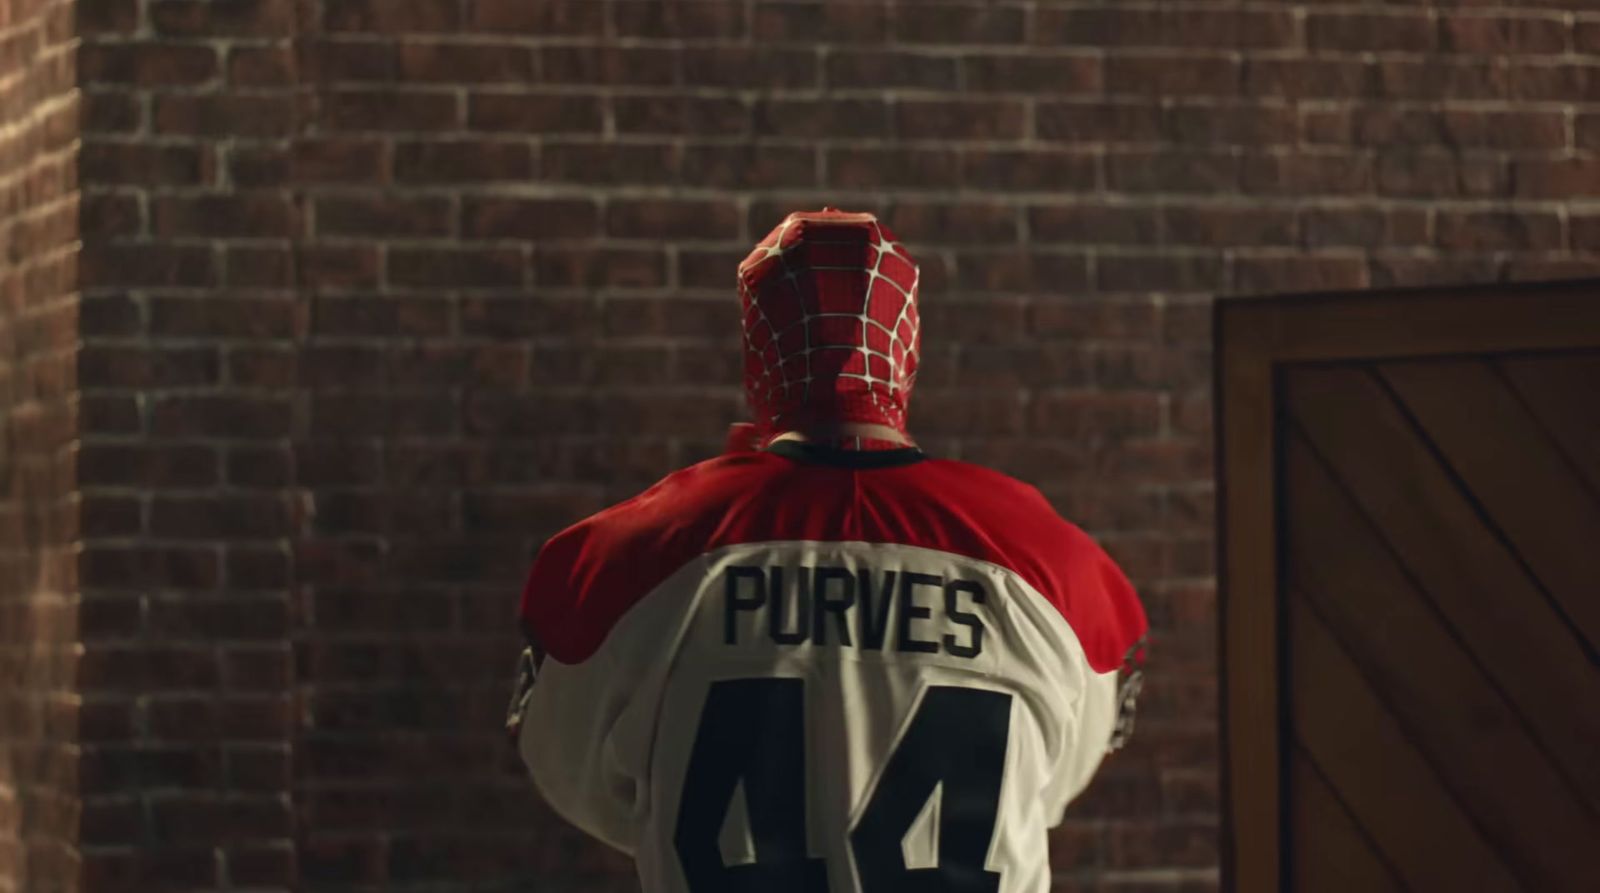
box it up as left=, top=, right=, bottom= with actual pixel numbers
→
left=765, top=439, right=928, bottom=469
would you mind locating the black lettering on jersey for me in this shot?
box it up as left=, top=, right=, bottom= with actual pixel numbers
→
left=857, top=569, right=898, bottom=650
left=850, top=686, right=1010, bottom=893
left=768, top=566, right=810, bottom=645
left=674, top=678, right=829, bottom=892
left=727, top=564, right=991, bottom=660
left=724, top=565, right=766, bottom=646
left=676, top=680, right=1011, bottom=893
left=811, top=566, right=855, bottom=648
left=943, top=579, right=987, bottom=659
left=895, top=572, right=941, bottom=654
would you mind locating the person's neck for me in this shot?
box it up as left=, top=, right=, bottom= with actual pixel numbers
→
left=769, top=423, right=913, bottom=448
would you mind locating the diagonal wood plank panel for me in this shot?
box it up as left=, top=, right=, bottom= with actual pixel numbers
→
left=1289, top=750, right=1406, bottom=893
left=1381, top=358, right=1600, bottom=652
left=1285, top=431, right=1600, bottom=889
left=1287, top=597, right=1522, bottom=893
left=1218, top=284, right=1600, bottom=892
left=1284, top=366, right=1600, bottom=809
left=1495, top=353, right=1600, bottom=501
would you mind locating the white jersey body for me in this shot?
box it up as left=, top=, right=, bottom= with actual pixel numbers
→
left=514, top=442, right=1147, bottom=893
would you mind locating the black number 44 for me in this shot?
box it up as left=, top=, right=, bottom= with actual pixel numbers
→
left=674, top=678, right=1012, bottom=893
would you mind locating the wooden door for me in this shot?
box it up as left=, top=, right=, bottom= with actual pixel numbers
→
left=1215, top=281, right=1600, bottom=893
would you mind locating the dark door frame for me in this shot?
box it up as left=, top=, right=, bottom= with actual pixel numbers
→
left=1213, top=278, right=1600, bottom=892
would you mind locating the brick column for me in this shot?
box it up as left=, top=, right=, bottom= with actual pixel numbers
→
left=0, top=0, right=79, bottom=888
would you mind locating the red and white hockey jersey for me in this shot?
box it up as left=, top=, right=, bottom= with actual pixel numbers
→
left=514, top=440, right=1148, bottom=893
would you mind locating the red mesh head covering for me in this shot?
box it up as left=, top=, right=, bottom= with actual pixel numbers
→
left=737, top=209, right=920, bottom=441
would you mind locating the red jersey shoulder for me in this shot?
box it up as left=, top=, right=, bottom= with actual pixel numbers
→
left=519, top=452, right=780, bottom=663
left=901, top=459, right=1147, bottom=674
left=520, top=452, right=1147, bottom=673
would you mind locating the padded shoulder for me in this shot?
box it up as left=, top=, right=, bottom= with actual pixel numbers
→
left=520, top=452, right=1147, bottom=673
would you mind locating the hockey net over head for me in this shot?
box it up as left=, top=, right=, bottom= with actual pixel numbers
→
left=737, top=208, right=921, bottom=440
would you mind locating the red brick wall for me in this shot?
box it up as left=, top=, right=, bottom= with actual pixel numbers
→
left=76, top=0, right=300, bottom=887
left=47, top=0, right=1600, bottom=891
left=0, top=0, right=79, bottom=889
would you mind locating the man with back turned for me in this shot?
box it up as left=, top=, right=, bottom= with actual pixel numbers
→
left=509, top=208, right=1148, bottom=893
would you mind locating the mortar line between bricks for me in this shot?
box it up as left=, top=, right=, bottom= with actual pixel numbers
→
left=286, top=80, right=1600, bottom=103
left=89, top=195, right=1600, bottom=217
